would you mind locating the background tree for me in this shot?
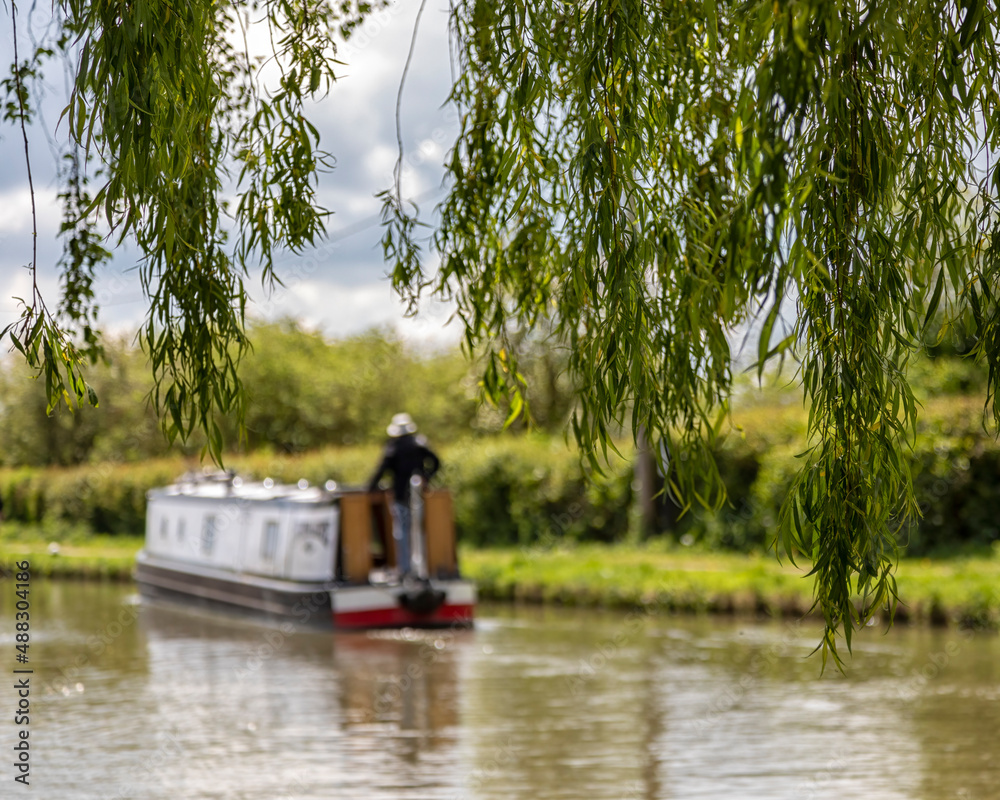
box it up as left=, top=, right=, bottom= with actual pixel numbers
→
left=0, top=323, right=489, bottom=464
left=5, top=0, right=1000, bottom=662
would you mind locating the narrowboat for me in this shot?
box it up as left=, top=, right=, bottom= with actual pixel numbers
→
left=134, top=471, right=475, bottom=629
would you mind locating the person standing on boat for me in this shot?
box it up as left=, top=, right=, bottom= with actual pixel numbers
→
left=367, top=413, right=441, bottom=579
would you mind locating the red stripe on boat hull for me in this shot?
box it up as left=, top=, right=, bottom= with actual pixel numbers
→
left=333, top=603, right=474, bottom=630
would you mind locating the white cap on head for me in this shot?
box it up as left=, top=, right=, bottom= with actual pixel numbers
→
left=387, top=412, right=418, bottom=437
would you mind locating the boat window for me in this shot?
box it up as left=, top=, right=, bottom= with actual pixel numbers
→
left=159, top=517, right=169, bottom=540
left=201, top=515, right=216, bottom=555
left=177, top=518, right=185, bottom=542
left=262, top=520, right=279, bottom=561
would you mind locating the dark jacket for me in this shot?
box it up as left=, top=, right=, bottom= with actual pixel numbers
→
left=367, top=434, right=441, bottom=503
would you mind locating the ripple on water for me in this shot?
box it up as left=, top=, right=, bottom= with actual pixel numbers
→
left=5, top=586, right=998, bottom=799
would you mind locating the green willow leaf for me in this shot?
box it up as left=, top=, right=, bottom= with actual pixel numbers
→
left=379, top=0, right=1000, bottom=663
left=8, top=0, right=1000, bottom=664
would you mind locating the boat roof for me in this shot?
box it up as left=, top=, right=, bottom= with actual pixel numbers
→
left=147, top=471, right=345, bottom=505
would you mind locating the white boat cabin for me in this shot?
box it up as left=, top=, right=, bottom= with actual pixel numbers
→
left=145, top=475, right=339, bottom=582
left=144, top=471, right=461, bottom=585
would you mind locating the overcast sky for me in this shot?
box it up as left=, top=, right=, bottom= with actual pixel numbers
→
left=0, top=1, right=460, bottom=346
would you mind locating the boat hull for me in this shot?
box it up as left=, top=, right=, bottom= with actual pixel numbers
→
left=331, top=582, right=475, bottom=630
left=135, top=552, right=475, bottom=630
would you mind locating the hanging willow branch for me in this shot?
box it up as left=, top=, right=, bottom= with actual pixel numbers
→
left=382, top=0, right=999, bottom=665
left=4, top=0, right=1000, bottom=661
left=3, top=0, right=383, bottom=462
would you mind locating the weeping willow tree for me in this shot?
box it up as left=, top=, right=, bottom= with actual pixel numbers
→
left=5, top=0, right=1000, bottom=662
left=2, top=0, right=371, bottom=456
left=385, top=0, right=1000, bottom=664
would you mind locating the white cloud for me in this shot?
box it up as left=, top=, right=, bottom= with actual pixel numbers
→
left=363, top=143, right=401, bottom=187
left=1, top=1, right=460, bottom=347
left=0, top=186, right=61, bottom=235
left=248, top=276, right=460, bottom=347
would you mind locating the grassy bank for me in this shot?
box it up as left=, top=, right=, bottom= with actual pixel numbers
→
left=460, top=544, right=1000, bottom=628
left=1, top=528, right=996, bottom=628
left=0, top=527, right=141, bottom=581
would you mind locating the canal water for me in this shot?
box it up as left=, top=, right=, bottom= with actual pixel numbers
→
left=0, top=581, right=997, bottom=799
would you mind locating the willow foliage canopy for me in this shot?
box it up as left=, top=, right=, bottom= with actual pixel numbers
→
left=5, top=0, right=999, bottom=662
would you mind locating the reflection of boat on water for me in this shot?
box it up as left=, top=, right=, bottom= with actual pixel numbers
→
left=135, top=471, right=475, bottom=629
left=334, top=629, right=468, bottom=736
left=137, top=599, right=466, bottom=762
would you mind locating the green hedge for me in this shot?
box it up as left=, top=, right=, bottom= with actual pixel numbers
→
left=685, top=396, right=1000, bottom=557
left=0, top=437, right=633, bottom=547
left=0, top=461, right=182, bottom=536
left=440, top=438, right=632, bottom=546
left=3, top=400, right=1000, bottom=557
